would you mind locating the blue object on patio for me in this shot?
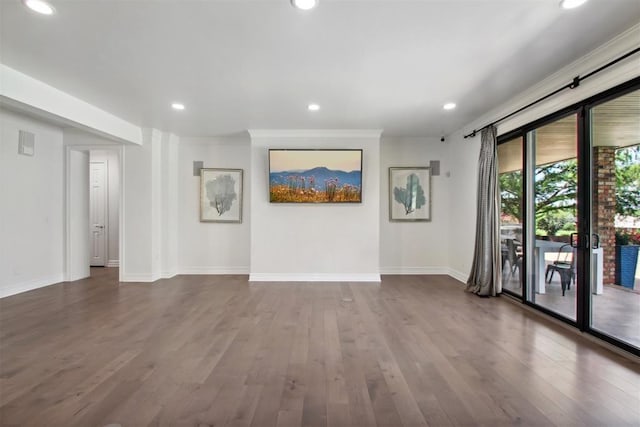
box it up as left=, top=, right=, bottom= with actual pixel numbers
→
left=615, top=245, right=639, bottom=289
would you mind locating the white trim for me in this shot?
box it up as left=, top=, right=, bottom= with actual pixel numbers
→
left=117, top=146, right=125, bottom=284
left=446, top=268, right=468, bottom=284
left=248, top=129, right=383, bottom=139
left=120, top=273, right=157, bottom=283
left=0, top=275, right=65, bottom=299
left=180, top=135, right=250, bottom=146
left=64, top=145, right=91, bottom=281
left=90, top=160, right=109, bottom=267
left=379, top=267, right=450, bottom=275
left=63, top=144, right=125, bottom=283
left=64, top=146, right=72, bottom=281
left=161, top=271, right=177, bottom=279
left=106, top=260, right=120, bottom=267
left=0, top=64, right=142, bottom=145
left=249, top=273, right=381, bottom=282
left=180, top=267, right=250, bottom=275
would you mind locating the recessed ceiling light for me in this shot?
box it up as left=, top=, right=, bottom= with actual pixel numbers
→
left=171, top=103, right=185, bottom=111
left=291, top=0, right=318, bottom=11
left=443, top=103, right=456, bottom=111
left=559, top=0, right=588, bottom=9
left=308, top=103, right=320, bottom=111
left=23, top=0, right=55, bottom=15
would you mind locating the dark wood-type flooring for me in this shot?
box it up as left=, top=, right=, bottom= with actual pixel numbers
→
left=1, top=268, right=639, bottom=426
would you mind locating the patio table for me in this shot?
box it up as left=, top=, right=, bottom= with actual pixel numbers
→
left=534, top=239, right=603, bottom=294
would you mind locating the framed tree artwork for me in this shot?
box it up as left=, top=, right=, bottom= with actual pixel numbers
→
left=389, top=167, right=431, bottom=222
left=200, top=168, right=243, bottom=223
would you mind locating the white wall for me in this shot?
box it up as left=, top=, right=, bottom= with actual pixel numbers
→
left=90, top=150, right=120, bottom=266
left=178, top=135, right=251, bottom=273
left=160, top=133, right=179, bottom=278
left=249, top=130, right=381, bottom=281
left=121, top=129, right=180, bottom=281
left=445, top=129, right=480, bottom=283
left=379, top=136, right=451, bottom=274
left=122, top=130, right=156, bottom=280
left=0, top=109, right=65, bottom=297
left=68, top=150, right=90, bottom=281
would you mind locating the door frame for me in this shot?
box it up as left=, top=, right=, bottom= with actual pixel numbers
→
left=64, top=144, right=125, bottom=283
left=89, top=160, right=109, bottom=267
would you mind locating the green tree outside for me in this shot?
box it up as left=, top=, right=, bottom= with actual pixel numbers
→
left=500, top=144, right=640, bottom=236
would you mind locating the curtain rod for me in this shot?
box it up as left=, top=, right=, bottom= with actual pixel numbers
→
left=463, top=47, right=640, bottom=139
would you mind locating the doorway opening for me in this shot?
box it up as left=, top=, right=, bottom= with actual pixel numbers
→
left=89, top=151, right=120, bottom=269
left=65, top=144, right=123, bottom=283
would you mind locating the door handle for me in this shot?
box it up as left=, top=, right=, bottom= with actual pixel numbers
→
left=592, top=233, right=600, bottom=249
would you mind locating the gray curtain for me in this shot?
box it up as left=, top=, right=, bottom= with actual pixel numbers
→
left=466, top=125, right=502, bottom=296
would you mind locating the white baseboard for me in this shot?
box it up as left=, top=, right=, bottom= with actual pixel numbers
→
left=106, top=259, right=119, bottom=267
left=180, top=267, right=250, bottom=275
left=446, top=268, right=468, bottom=284
left=249, top=273, right=381, bottom=282
left=122, top=268, right=248, bottom=282
left=161, top=271, right=177, bottom=279
left=120, top=273, right=157, bottom=283
left=0, top=274, right=65, bottom=299
left=379, top=267, right=450, bottom=275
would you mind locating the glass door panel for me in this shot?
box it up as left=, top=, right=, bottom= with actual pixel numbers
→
left=589, top=89, right=640, bottom=349
left=498, top=137, right=524, bottom=296
left=526, top=114, right=578, bottom=321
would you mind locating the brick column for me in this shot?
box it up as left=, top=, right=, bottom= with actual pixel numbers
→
left=593, top=146, right=616, bottom=285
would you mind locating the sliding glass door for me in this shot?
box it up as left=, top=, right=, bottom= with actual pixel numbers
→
left=526, top=114, right=579, bottom=321
left=588, top=88, right=640, bottom=350
left=498, top=79, right=640, bottom=355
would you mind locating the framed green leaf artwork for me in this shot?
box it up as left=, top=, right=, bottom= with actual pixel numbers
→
left=200, top=168, right=243, bottom=223
left=389, top=167, right=431, bottom=222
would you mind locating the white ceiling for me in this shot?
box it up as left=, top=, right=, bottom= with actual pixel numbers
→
left=1, top=0, right=639, bottom=137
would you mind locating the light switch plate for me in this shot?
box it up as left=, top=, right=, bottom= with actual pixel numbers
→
left=193, top=161, right=204, bottom=176
left=429, top=160, right=440, bottom=176
left=18, top=130, right=35, bottom=157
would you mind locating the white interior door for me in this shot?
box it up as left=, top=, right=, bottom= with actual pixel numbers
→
left=90, top=161, right=108, bottom=266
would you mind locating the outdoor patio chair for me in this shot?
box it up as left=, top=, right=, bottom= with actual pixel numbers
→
left=545, top=243, right=575, bottom=296
left=506, top=238, right=523, bottom=277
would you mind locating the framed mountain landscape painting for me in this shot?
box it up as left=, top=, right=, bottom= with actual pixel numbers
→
left=269, top=149, right=363, bottom=203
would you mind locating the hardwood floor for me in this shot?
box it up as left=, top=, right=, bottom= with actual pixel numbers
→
left=1, top=269, right=639, bottom=426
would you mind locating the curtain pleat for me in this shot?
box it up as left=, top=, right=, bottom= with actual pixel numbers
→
left=466, top=126, right=502, bottom=296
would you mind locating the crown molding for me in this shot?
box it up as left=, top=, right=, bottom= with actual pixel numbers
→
left=248, top=129, right=383, bottom=139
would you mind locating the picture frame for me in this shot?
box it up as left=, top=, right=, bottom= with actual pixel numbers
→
left=200, top=168, right=243, bottom=223
left=269, top=149, right=363, bottom=203
left=389, top=167, right=431, bottom=222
